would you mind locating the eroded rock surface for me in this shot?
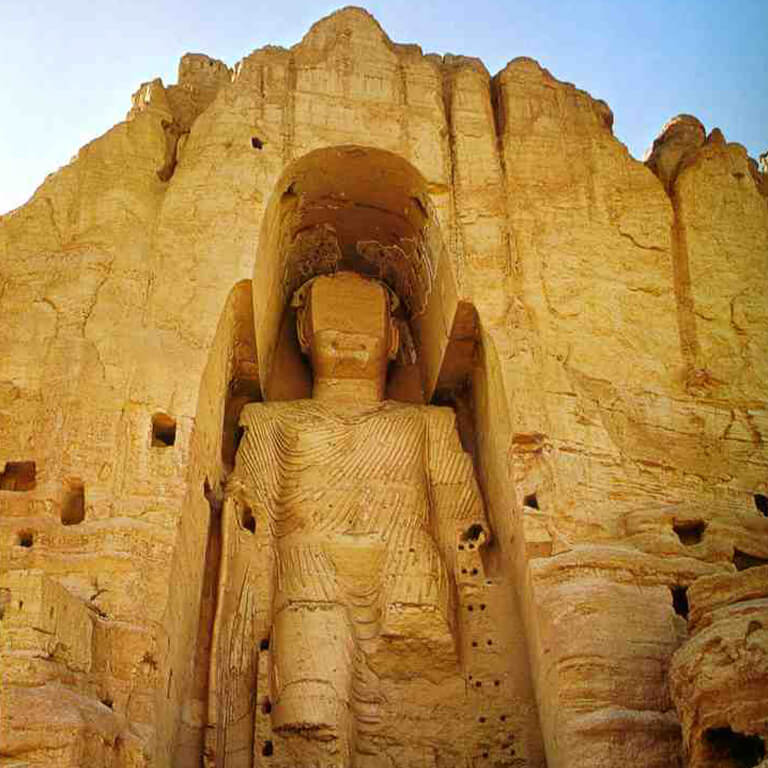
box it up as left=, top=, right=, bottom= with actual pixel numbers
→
left=1, top=7, right=767, bottom=767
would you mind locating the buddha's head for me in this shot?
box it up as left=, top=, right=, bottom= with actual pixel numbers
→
left=292, top=271, right=400, bottom=401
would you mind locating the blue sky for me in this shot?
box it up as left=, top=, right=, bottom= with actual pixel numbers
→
left=1, top=0, right=766, bottom=213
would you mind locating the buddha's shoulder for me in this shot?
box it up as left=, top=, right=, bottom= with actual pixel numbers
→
left=239, top=399, right=456, bottom=427
left=238, top=399, right=347, bottom=427
left=238, top=400, right=305, bottom=427
left=368, top=402, right=458, bottom=437
left=379, top=401, right=455, bottom=421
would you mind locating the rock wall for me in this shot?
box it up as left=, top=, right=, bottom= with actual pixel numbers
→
left=1, top=7, right=766, bottom=767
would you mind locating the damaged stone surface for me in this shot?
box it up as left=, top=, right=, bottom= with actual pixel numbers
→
left=671, top=566, right=768, bottom=767
left=0, top=6, right=767, bottom=767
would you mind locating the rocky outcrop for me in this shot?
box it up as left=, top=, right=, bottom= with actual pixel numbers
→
left=645, top=114, right=706, bottom=192
left=1, top=6, right=766, bottom=767
left=671, top=567, right=768, bottom=767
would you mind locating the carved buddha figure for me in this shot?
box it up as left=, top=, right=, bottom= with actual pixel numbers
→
left=208, top=271, right=489, bottom=766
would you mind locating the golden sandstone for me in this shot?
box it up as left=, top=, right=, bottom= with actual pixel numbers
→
left=1, top=7, right=767, bottom=768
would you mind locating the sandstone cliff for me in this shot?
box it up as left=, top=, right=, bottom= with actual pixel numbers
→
left=1, top=7, right=766, bottom=767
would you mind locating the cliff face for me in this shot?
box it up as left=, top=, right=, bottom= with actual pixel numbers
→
left=1, top=7, right=766, bottom=768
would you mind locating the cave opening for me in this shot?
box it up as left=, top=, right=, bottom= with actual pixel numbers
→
left=151, top=413, right=177, bottom=447
left=241, top=504, right=256, bottom=533
left=673, top=519, right=707, bottom=546
left=733, top=549, right=768, bottom=571
left=704, top=726, right=765, bottom=768
left=61, top=478, right=85, bottom=525
left=0, top=461, right=36, bottom=491
left=670, top=585, right=689, bottom=618
left=464, top=524, right=484, bottom=542
left=523, top=493, right=539, bottom=510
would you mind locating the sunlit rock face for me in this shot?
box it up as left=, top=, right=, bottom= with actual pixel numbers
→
left=0, top=7, right=766, bottom=768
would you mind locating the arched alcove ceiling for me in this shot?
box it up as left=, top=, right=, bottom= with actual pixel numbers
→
left=253, top=145, right=459, bottom=401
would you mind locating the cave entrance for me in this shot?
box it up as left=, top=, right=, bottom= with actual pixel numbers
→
left=703, top=727, right=765, bottom=768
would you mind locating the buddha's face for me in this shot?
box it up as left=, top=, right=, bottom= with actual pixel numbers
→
left=296, top=273, right=398, bottom=389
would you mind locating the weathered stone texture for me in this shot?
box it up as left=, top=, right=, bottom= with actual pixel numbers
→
left=1, top=6, right=766, bottom=767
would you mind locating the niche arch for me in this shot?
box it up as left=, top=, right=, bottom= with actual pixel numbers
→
left=251, top=145, right=460, bottom=402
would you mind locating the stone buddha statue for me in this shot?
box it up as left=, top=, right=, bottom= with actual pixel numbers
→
left=207, top=271, right=490, bottom=767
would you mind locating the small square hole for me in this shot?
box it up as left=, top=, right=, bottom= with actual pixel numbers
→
left=151, top=413, right=177, bottom=447
left=523, top=493, right=539, bottom=510
left=61, top=478, right=85, bottom=525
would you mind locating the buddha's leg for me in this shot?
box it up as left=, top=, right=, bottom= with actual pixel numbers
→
left=270, top=544, right=354, bottom=744
left=271, top=601, right=354, bottom=735
left=371, top=526, right=459, bottom=682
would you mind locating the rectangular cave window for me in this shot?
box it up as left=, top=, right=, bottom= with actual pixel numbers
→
left=17, top=530, right=34, bottom=548
left=61, top=478, right=85, bottom=525
left=673, top=519, right=707, bottom=546
left=704, top=726, right=765, bottom=767
left=151, top=413, right=177, bottom=447
left=0, top=461, right=36, bottom=491
left=755, top=494, right=768, bottom=517
left=670, top=585, right=689, bottom=618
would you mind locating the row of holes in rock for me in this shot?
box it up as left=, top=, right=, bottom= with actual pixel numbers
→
left=463, top=561, right=519, bottom=764
left=468, top=674, right=502, bottom=689
left=3, top=414, right=177, bottom=547
left=0, top=420, right=176, bottom=490
left=464, top=582, right=504, bottom=752
left=259, top=638, right=273, bottom=756
left=12, top=480, right=86, bottom=547
left=474, top=716, right=518, bottom=760
left=1, top=412, right=177, bottom=516
left=519, top=492, right=768, bottom=520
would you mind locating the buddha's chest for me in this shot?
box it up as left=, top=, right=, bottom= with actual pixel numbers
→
left=275, top=407, right=427, bottom=489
